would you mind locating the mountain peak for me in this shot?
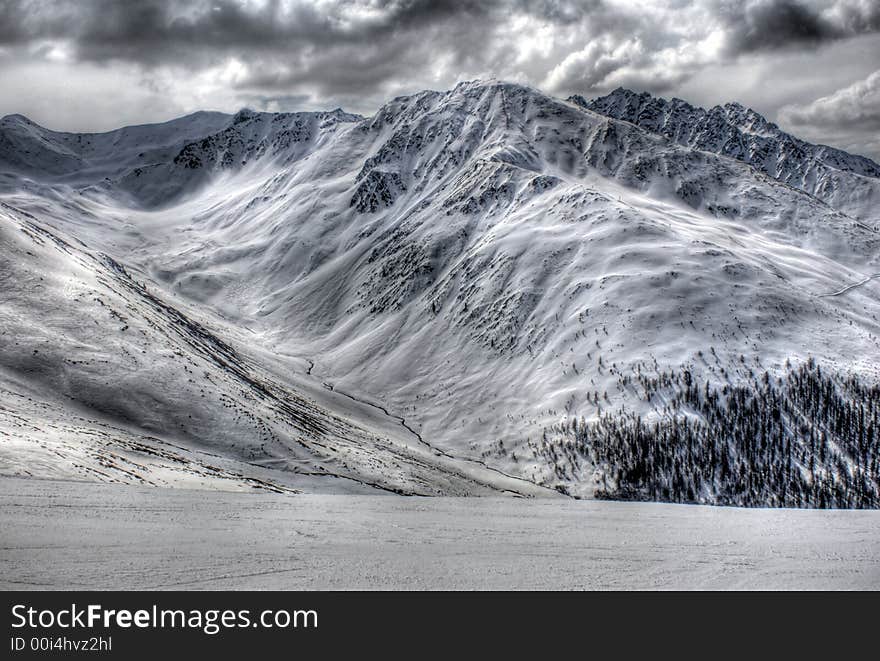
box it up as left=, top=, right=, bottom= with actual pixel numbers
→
left=450, top=78, right=539, bottom=99
left=575, top=88, right=786, bottom=144
left=231, top=108, right=259, bottom=124
left=569, top=87, right=638, bottom=105
left=609, top=86, right=646, bottom=98
left=578, top=86, right=880, bottom=187
left=0, top=113, right=38, bottom=128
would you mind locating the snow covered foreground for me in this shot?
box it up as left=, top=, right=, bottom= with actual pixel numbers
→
left=1, top=477, right=878, bottom=590
left=2, top=80, right=880, bottom=503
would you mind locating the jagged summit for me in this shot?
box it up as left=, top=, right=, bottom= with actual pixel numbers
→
left=573, top=88, right=795, bottom=147
left=570, top=87, right=880, bottom=222
left=232, top=107, right=259, bottom=124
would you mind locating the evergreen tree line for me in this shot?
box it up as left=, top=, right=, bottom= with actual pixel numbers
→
left=536, top=359, right=880, bottom=508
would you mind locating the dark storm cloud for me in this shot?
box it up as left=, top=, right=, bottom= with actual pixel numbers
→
left=3, top=1, right=874, bottom=98
left=0, top=1, right=503, bottom=61
left=720, top=0, right=880, bottom=54
left=0, top=1, right=615, bottom=62
left=2, top=1, right=877, bottom=67
left=723, top=0, right=839, bottom=52
left=0, top=1, right=513, bottom=96
left=0, top=0, right=340, bottom=62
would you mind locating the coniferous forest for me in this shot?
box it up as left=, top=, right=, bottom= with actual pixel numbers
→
left=533, top=360, right=880, bottom=508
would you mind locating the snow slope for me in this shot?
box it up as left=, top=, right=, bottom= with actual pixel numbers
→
left=0, top=202, right=548, bottom=496
left=2, top=80, right=879, bottom=500
left=4, top=477, right=879, bottom=589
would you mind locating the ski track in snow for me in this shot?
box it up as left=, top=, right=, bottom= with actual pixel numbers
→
left=328, top=382, right=550, bottom=495
left=818, top=273, right=880, bottom=297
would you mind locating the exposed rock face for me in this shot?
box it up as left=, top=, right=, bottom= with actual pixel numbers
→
left=572, top=88, right=880, bottom=224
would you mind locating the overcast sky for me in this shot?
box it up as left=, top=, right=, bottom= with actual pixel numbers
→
left=1, top=0, right=878, bottom=159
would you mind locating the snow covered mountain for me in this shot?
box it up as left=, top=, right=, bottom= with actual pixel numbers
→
left=0, top=108, right=361, bottom=207
left=0, top=201, right=546, bottom=496
left=2, top=80, right=879, bottom=505
left=571, top=88, right=880, bottom=225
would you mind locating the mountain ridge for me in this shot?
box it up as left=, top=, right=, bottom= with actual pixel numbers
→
left=5, top=79, right=879, bottom=221
left=570, top=87, right=880, bottom=224
left=1, top=80, right=879, bottom=504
